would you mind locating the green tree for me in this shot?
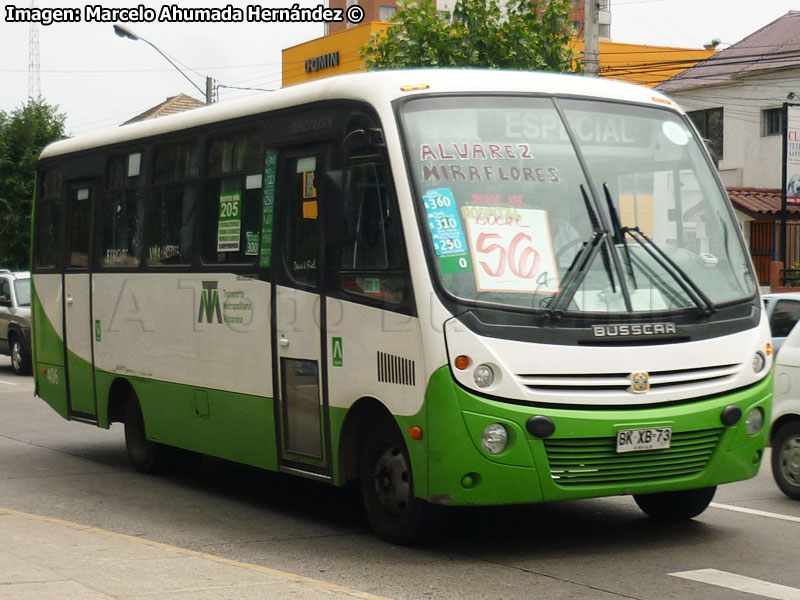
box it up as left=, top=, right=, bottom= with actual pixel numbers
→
left=361, top=0, right=579, bottom=72
left=0, top=100, right=66, bottom=269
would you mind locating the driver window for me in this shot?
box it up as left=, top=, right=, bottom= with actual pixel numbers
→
left=337, top=117, right=408, bottom=306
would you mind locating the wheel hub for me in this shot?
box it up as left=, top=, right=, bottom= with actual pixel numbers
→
left=11, top=342, right=22, bottom=370
left=372, top=446, right=411, bottom=516
left=779, top=436, right=800, bottom=487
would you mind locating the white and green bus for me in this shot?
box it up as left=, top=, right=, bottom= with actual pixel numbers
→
left=32, top=69, right=772, bottom=544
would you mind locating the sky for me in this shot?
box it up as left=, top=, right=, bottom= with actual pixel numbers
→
left=0, top=0, right=798, bottom=135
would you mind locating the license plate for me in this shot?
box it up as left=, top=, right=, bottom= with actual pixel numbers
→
left=616, top=427, right=672, bottom=453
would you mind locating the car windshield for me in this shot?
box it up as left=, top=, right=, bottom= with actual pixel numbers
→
left=14, top=279, right=30, bottom=306
left=399, top=95, right=755, bottom=314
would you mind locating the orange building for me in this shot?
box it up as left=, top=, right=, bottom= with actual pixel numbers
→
left=282, top=21, right=716, bottom=89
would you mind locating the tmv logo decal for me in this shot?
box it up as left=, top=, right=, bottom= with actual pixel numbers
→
left=198, top=281, right=223, bottom=324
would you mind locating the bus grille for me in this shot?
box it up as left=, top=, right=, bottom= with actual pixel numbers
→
left=544, top=428, right=724, bottom=487
left=517, top=364, right=740, bottom=396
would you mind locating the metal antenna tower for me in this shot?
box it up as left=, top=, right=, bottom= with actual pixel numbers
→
left=28, top=0, right=42, bottom=100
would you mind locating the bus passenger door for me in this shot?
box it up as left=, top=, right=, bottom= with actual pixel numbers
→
left=63, top=180, right=97, bottom=420
left=273, top=149, right=331, bottom=478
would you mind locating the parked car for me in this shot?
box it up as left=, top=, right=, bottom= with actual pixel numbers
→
left=763, top=292, right=800, bottom=352
left=0, top=270, right=32, bottom=375
left=771, top=321, right=800, bottom=499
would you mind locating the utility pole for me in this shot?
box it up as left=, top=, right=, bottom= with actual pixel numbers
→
left=28, top=0, right=41, bottom=100
left=584, top=0, right=599, bottom=77
left=205, top=76, right=215, bottom=105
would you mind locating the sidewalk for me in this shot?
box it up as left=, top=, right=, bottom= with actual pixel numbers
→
left=0, top=507, right=390, bottom=600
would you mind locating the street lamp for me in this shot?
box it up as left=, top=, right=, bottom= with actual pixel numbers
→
left=113, top=24, right=214, bottom=104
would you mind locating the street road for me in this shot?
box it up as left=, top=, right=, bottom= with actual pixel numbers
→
left=2, top=357, right=799, bottom=600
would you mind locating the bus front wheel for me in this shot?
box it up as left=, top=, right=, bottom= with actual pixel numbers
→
left=124, top=392, right=170, bottom=474
left=633, top=486, right=716, bottom=521
left=359, top=419, right=444, bottom=545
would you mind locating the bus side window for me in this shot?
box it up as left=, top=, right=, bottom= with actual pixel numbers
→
left=148, top=141, right=199, bottom=266
left=103, top=153, right=144, bottom=268
left=201, top=130, right=264, bottom=265
left=34, top=167, right=62, bottom=270
left=337, top=161, right=408, bottom=306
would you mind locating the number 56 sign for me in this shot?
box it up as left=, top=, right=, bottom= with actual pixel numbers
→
left=463, top=207, right=560, bottom=294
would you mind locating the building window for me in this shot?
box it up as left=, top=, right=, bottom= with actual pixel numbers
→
left=688, top=107, right=724, bottom=160
left=379, top=5, right=397, bottom=20
left=346, top=0, right=359, bottom=28
left=762, top=107, right=783, bottom=137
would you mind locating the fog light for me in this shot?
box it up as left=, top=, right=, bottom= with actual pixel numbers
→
left=752, top=351, right=766, bottom=373
left=481, top=423, right=508, bottom=455
left=720, top=404, right=742, bottom=426
left=745, top=408, right=764, bottom=435
left=474, top=364, right=495, bottom=388
left=526, top=415, right=556, bottom=438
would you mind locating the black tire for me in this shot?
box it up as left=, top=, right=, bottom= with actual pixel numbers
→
left=124, top=391, right=171, bottom=474
left=634, top=486, right=716, bottom=521
left=10, top=335, right=31, bottom=375
left=771, top=421, right=800, bottom=500
left=360, top=418, right=445, bottom=545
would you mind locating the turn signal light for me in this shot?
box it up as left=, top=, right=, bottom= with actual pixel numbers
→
left=766, top=343, right=773, bottom=357
left=408, top=426, right=423, bottom=440
left=454, top=355, right=471, bottom=370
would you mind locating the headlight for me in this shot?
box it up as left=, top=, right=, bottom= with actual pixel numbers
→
left=745, top=408, right=764, bottom=435
left=473, top=364, right=495, bottom=388
left=752, top=351, right=766, bottom=373
left=481, top=423, right=508, bottom=455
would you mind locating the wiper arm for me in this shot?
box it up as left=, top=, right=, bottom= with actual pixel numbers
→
left=545, top=229, right=606, bottom=315
left=624, top=226, right=716, bottom=315
left=545, top=185, right=621, bottom=315
left=603, top=184, right=637, bottom=289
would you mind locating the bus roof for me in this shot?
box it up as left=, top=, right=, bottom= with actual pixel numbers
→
left=40, top=69, right=679, bottom=160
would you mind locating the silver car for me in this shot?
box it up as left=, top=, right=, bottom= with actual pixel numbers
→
left=0, top=270, right=32, bottom=375
left=763, top=292, right=800, bottom=353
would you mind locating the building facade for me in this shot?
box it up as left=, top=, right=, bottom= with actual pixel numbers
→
left=659, top=11, right=800, bottom=284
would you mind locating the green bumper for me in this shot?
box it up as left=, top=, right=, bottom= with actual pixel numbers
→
left=420, top=366, right=771, bottom=506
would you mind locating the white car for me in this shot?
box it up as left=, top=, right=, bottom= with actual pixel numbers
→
left=763, top=292, right=800, bottom=352
left=771, top=321, right=800, bottom=499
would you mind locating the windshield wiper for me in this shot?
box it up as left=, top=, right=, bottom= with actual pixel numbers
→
left=545, top=185, right=624, bottom=316
left=623, top=226, right=716, bottom=315
left=600, top=183, right=714, bottom=316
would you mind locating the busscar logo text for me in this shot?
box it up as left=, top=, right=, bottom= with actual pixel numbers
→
left=592, top=323, right=677, bottom=337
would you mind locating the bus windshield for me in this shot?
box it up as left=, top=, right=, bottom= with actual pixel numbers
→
left=399, top=95, right=755, bottom=314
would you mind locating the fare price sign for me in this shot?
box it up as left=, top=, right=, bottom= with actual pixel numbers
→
left=463, top=206, right=560, bottom=293
left=423, top=188, right=472, bottom=274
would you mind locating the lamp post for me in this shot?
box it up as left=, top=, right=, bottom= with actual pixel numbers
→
left=113, top=24, right=215, bottom=104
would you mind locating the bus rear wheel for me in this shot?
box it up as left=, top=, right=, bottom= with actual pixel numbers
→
left=124, top=392, right=170, bottom=474
left=359, top=419, right=444, bottom=545
left=633, top=486, right=716, bottom=521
